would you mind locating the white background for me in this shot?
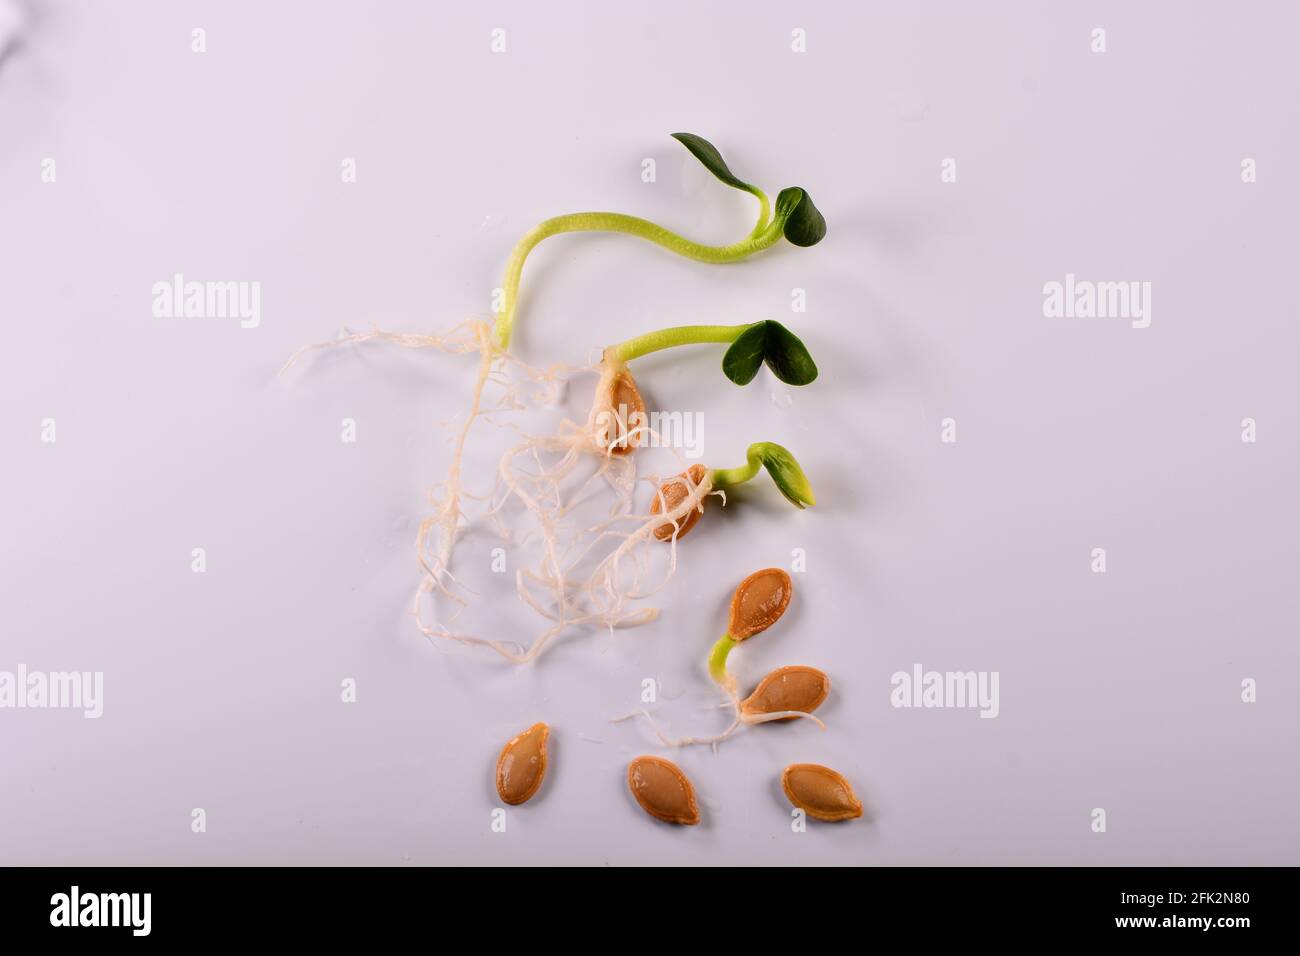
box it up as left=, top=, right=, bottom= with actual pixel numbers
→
left=2, top=1, right=1297, bottom=865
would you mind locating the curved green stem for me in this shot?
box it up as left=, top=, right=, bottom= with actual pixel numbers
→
left=494, top=208, right=781, bottom=351
left=710, top=446, right=764, bottom=489
left=746, top=190, right=772, bottom=239
left=710, top=441, right=816, bottom=508
left=610, top=323, right=755, bottom=363
left=708, top=634, right=738, bottom=685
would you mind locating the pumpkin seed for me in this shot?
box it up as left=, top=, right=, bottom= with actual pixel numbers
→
left=599, top=366, right=646, bottom=456
left=781, top=763, right=863, bottom=821
left=627, top=755, right=700, bottom=825
left=727, top=567, right=792, bottom=640
left=495, top=722, right=550, bottom=805
left=741, top=666, right=829, bottom=720
left=651, top=464, right=709, bottom=540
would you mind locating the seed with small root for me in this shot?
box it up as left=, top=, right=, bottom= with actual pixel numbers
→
left=741, top=666, right=830, bottom=721
left=651, top=464, right=709, bottom=541
left=495, top=722, right=550, bottom=805
left=627, top=755, right=700, bottom=825
left=781, top=763, right=863, bottom=821
left=728, top=567, right=793, bottom=640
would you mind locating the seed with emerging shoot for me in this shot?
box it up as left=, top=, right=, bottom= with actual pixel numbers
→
left=741, top=666, right=829, bottom=720
left=627, top=755, right=700, bottom=825
left=728, top=567, right=793, bottom=640
left=781, top=763, right=863, bottom=822
left=708, top=567, right=795, bottom=690
left=495, top=722, right=550, bottom=805
left=651, top=464, right=709, bottom=540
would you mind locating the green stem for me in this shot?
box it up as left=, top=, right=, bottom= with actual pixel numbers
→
left=708, top=441, right=815, bottom=508
left=494, top=209, right=782, bottom=351
left=610, top=323, right=755, bottom=363
left=707, top=634, right=738, bottom=685
left=745, top=190, right=772, bottom=239
left=710, top=445, right=764, bottom=489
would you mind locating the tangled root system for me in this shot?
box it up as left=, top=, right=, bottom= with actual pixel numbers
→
left=283, top=320, right=717, bottom=664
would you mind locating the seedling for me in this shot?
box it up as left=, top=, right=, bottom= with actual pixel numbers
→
left=606, top=319, right=818, bottom=386
left=494, top=133, right=826, bottom=351
left=649, top=441, right=815, bottom=542
left=592, top=318, right=818, bottom=456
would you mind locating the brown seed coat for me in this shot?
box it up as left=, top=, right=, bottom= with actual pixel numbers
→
left=495, top=722, right=550, bottom=805
left=727, top=567, right=793, bottom=640
left=651, top=464, right=709, bottom=541
left=781, top=763, right=863, bottom=821
left=627, top=755, right=700, bottom=825
left=741, top=666, right=830, bottom=720
left=603, top=368, right=646, bottom=457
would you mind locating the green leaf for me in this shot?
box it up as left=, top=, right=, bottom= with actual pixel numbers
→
left=775, top=186, right=827, bottom=246
left=755, top=442, right=816, bottom=508
left=721, top=321, right=818, bottom=387
left=762, top=321, right=818, bottom=385
left=671, top=133, right=759, bottom=195
left=722, top=323, right=766, bottom=385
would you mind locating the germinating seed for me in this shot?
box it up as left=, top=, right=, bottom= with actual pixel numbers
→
left=741, top=666, right=830, bottom=720
left=781, top=763, right=863, bottom=822
left=651, top=464, right=709, bottom=540
left=728, top=567, right=793, bottom=640
left=495, top=723, right=550, bottom=805
left=627, top=755, right=700, bottom=825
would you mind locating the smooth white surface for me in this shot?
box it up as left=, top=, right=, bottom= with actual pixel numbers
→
left=2, top=1, right=1298, bottom=865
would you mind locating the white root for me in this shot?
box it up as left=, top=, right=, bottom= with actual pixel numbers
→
left=282, top=319, right=714, bottom=664
left=612, top=708, right=741, bottom=752
left=612, top=703, right=825, bottom=752
left=742, top=709, right=827, bottom=729
left=615, top=672, right=826, bottom=750
left=482, top=425, right=716, bottom=663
